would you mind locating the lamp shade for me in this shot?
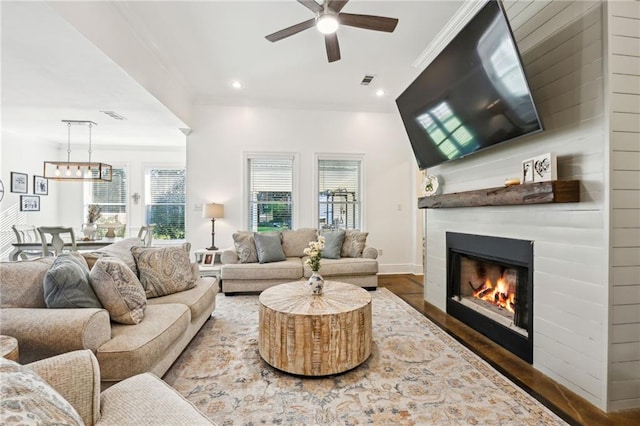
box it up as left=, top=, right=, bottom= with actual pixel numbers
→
left=203, top=203, right=224, bottom=219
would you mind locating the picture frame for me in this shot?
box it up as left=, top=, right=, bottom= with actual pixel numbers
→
left=521, top=160, right=534, bottom=183
left=203, top=253, right=214, bottom=265
left=33, top=175, right=48, bottom=195
left=10, top=172, right=28, bottom=193
left=20, top=195, right=40, bottom=212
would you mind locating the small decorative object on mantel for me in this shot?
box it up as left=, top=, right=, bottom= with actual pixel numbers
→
left=522, top=152, right=557, bottom=183
left=82, top=204, right=101, bottom=240
left=423, top=174, right=441, bottom=197
left=504, top=178, right=520, bottom=186
left=304, top=236, right=325, bottom=295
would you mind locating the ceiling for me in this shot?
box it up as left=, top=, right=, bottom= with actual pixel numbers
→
left=1, top=1, right=464, bottom=147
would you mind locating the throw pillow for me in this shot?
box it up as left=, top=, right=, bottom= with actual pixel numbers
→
left=131, top=243, right=195, bottom=298
left=89, top=257, right=146, bottom=325
left=43, top=253, right=102, bottom=309
left=254, top=232, right=286, bottom=264
left=0, top=357, right=84, bottom=426
left=232, top=231, right=258, bottom=263
left=82, top=237, right=144, bottom=274
left=341, top=229, right=369, bottom=258
left=320, top=229, right=346, bottom=259
left=281, top=228, right=318, bottom=257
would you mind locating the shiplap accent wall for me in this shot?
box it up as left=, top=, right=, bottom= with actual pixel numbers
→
left=424, top=0, right=611, bottom=409
left=608, top=0, right=640, bottom=412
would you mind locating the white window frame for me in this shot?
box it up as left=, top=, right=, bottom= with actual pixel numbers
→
left=243, top=152, right=299, bottom=232
left=83, top=163, right=129, bottom=236
left=313, top=153, right=365, bottom=230
left=143, top=163, right=187, bottom=243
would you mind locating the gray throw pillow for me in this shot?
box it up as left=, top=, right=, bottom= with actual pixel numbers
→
left=233, top=232, right=258, bottom=263
left=254, top=232, right=286, bottom=264
left=320, top=229, right=346, bottom=259
left=43, top=253, right=102, bottom=309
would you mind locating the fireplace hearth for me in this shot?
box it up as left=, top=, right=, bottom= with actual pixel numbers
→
left=447, top=232, right=533, bottom=362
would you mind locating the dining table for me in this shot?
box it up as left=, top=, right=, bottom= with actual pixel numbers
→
left=10, top=239, right=120, bottom=261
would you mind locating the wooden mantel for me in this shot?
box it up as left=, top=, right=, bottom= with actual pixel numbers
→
left=418, top=180, right=580, bottom=209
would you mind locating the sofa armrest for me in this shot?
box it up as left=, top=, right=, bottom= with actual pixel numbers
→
left=28, top=350, right=101, bottom=426
left=221, top=249, right=239, bottom=264
left=362, top=247, right=378, bottom=259
left=0, top=307, right=111, bottom=363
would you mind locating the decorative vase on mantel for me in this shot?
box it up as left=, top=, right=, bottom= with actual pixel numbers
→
left=308, top=271, right=324, bottom=295
left=82, top=222, right=98, bottom=241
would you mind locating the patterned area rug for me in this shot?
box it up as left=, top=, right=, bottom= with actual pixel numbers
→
left=164, top=288, right=566, bottom=425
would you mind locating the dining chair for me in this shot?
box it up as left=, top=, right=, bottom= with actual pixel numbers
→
left=37, top=226, right=77, bottom=256
left=137, top=224, right=156, bottom=247
left=12, top=224, right=44, bottom=260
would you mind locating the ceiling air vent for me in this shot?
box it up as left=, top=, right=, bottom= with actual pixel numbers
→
left=360, top=75, right=375, bottom=85
left=100, top=111, right=127, bottom=121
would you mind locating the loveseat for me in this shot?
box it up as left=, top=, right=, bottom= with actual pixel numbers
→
left=220, top=228, right=378, bottom=294
left=0, top=238, right=218, bottom=388
left=0, top=350, right=213, bottom=425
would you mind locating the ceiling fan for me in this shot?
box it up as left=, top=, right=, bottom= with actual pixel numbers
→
left=265, top=0, right=399, bottom=63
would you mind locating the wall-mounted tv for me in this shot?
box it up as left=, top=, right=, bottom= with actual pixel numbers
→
left=396, top=0, right=543, bottom=170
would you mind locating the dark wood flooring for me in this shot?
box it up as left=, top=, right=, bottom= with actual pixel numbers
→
left=380, top=274, right=640, bottom=426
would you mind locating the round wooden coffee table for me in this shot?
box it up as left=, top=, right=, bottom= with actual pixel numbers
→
left=258, top=280, right=372, bottom=376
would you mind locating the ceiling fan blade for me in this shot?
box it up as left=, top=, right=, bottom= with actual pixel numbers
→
left=324, top=33, right=341, bottom=62
left=339, top=13, right=399, bottom=32
left=327, top=0, right=349, bottom=13
left=265, top=18, right=316, bottom=42
left=297, top=0, right=322, bottom=14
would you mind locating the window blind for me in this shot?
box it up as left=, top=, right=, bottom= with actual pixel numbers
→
left=247, top=156, right=293, bottom=232
left=146, top=168, right=186, bottom=240
left=318, top=159, right=361, bottom=230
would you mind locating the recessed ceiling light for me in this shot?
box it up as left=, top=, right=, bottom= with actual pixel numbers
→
left=376, top=89, right=385, bottom=97
left=231, top=80, right=243, bottom=89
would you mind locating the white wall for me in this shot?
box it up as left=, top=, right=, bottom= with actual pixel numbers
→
left=424, top=0, right=610, bottom=410
left=185, top=104, right=420, bottom=274
left=1, top=132, right=62, bottom=259
left=607, top=0, right=640, bottom=412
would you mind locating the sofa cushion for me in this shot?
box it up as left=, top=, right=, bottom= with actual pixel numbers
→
left=222, top=257, right=303, bottom=281
left=81, top=237, right=143, bottom=274
left=303, top=257, right=378, bottom=277
left=147, top=278, right=217, bottom=323
left=44, top=253, right=102, bottom=309
left=0, top=357, right=84, bottom=425
left=232, top=231, right=258, bottom=264
left=341, top=229, right=369, bottom=258
left=254, top=232, right=286, bottom=264
left=96, top=303, right=190, bottom=382
left=281, top=228, right=318, bottom=257
left=320, top=229, right=346, bottom=259
left=90, top=257, right=146, bottom=325
left=131, top=243, right=195, bottom=298
left=0, top=257, right=55, bottom=308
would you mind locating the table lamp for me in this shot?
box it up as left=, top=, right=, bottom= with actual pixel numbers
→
left=203, top=203, right=224, bottom=250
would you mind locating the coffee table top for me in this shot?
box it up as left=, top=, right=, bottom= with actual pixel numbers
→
left=259, top=281, right=371, bottom=315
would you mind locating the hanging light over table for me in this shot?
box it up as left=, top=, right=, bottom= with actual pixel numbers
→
left=43, top=120, right=113, bottom=182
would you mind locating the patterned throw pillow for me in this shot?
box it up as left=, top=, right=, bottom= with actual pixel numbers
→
left=44, top=253, right=102, bottom=309
left=320, top=229, right=346, bottom=259
left=341, top=229, right=369, bottom=258
left=233, top=232, right=258, bottom=263
left=90, top=257, right=147, bottom=325
left=131, top=243, right=195, bottom=298
left=0, top=358, right=84, bottom=425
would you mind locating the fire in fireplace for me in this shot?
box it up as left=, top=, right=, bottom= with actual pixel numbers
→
left=447, top=232, right=533, bottom=362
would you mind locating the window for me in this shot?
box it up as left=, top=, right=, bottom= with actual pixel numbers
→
left=87, top=167, right=127, bottom=238
left=145, top=167, right=186, bottom=240
left=317, top=157, right=362, bottom=230
left=247, top=155, right=294, bottom=232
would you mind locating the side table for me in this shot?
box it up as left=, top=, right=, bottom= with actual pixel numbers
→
left=193, top=249, right=223, bottom=290
left=0, top=335, right=19, bottom=362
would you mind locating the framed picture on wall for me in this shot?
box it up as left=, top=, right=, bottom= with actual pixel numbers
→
left=33, top=175, right=48, bottom=195
left=20, top=195, right=40, bottom=212
left=11, top=172, right=28, bottom=193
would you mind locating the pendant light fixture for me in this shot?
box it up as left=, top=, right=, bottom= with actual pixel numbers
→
left=43, top=120, right=112, bottom=182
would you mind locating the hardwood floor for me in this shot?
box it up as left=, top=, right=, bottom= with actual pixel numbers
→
left=380, top=274, right=640, bottom=426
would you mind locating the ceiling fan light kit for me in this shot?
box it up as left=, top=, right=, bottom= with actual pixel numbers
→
left=265, top=0, right=398, bottom=63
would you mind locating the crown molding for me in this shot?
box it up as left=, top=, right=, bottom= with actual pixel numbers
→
left=412, top=0, right=488, bottom=70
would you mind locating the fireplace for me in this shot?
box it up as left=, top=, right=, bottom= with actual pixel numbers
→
left=446, top=232, right=533, bottom=363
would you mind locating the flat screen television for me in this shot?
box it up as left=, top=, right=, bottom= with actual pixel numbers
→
left=396, top=0, right=543, bottom=170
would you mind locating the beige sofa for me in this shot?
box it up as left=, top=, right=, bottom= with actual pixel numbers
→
left=2, top=349, right=213, bottom=425
left=0, top=243, right=218, bottom=387
left=220, top=228, right=378, bottom=294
